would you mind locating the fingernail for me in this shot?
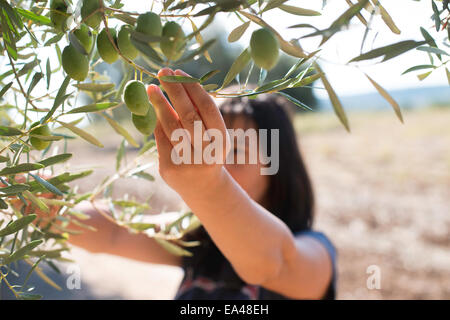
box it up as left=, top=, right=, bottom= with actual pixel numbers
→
left=175, top=69, right=188, bottom=76
left=158, top=68, right=173, bottom=77
left=147, top=84, right=156, bottom=95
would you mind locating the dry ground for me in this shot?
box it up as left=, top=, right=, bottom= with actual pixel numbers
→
left=34, top=106, right=450, bottom=299
left=293, top=107, right=450, bottom=299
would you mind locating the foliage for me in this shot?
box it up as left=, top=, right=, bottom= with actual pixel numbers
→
left=0, top=0, right=449, bottom=299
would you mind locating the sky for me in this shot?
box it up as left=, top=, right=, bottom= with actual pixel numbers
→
left=124, top=0, right=448, bottom=98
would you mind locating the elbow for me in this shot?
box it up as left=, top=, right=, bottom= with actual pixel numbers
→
left=238, top=255, right=283, bottom=286
left=243, top=232, right=297, bottom=286
left=237, top=232, right=295, bottom=286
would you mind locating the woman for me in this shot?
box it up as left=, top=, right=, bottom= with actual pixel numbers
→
left=69, top=67, right=337, bottom=300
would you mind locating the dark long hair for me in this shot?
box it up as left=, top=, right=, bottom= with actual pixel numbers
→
left=181, top=92, right=315, bottom=287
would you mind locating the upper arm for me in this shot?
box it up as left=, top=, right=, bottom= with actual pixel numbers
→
left=260, top=233, right=334, bottom=299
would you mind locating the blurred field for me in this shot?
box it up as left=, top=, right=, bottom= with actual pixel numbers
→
left=295, top=107, right=450, bottom=299
left=36, top=106, right=450, bottom=299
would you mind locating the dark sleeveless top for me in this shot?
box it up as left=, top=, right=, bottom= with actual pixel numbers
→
left=175, top=227, right=337, bottom=300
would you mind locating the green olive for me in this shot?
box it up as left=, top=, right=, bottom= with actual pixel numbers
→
left=81, top=0, right=103, bottom=30
left=249, top=28, right=280, bottom=70
left=97, top=28, right=119, bottom=64
left=50, top=0, right=70, bottom=31
left=62, top=45, right=89, bottom=81
left=30, top=122, right=51, bottom=150
left=160, top=21, right=186, bottom=61
left=123, top=80, right=150, bottom=116
left=132, top=105, right=157, bottom=136
left=135, top=12, right=162, bottom=39
left=73, top=24, right=94, bottom=54
left=118, top=26, right=138, bottom=60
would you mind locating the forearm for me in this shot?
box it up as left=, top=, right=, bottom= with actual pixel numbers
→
left=66, top=210, right=117, bottom=254
left=67, top=202, right=181, bottom=266
left=178, top=167, right=293, bottom=284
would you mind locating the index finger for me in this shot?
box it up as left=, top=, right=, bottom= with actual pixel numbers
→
left=173, top=69, right=228, bottom=138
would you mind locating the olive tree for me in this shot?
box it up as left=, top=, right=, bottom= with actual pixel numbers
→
left=0, top=0, right=448, bottom=299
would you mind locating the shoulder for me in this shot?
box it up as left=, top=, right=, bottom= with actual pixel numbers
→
left=293, top=229, right=337, bottom=260
left=294, top=229, right=337, bottom=299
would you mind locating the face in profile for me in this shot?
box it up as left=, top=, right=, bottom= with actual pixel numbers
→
left=223, top=114, right=270, bottom=206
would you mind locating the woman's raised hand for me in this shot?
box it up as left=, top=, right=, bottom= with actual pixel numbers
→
left=147, top=68, right=230, bottom=198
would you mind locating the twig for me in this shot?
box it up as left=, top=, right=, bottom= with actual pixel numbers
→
left=107, top=6, right=195, bottom=18
left=89, top=199, right=117, bottom=225
left=0, top=271, right=19, bottom=299
left=6, top=52, right=39, bottom=110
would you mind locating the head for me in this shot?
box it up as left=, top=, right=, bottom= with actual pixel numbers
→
left=217, top=91, right=314, bottom=233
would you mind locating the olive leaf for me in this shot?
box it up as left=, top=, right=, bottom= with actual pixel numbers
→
left=189, top=18, right=212, bottom=63
left=365, top=74, right=403, bottom=123
left=29, top=173, right=64, bottom=196
left=138, top=139, right=156, bottom=156
left=200, top=70, right=221, bottom=83
left=16, top=8, right=51, bottom=26
left=100, top=113, right=139, bottom=148
left=72, top=83, right=116, bottom=92
left=67, top=102, right=119, bottom=114
left=0, top=214, right=36, bottom=237
left=228, top=21, right=250, bottom=43
left=303, top=0, right=370, bottom=45
left=0, top=183, right=31, bottom=195
left=315, top=63, right=350, bottom=132
left=176, top=39, right=216, bottom=64
left=3, top=240, right=44, bottom=265
left=68, top=31, right=87, bottom=55
left=278, top=5, right=321, bottom=16
left=0, top=126, right=22, bottom=136
left=402, top=65, right=436, bottom=75
left=154, top=238, right=193, bottom=257
left=130, top=33, right=164, bottom=64
left=219, top=47, right=251, bottom=90
left=159, top=75, right=200, bottom=83
left=42, top=76, right=71, bottom=123
left=127, top=222, right=156, bottom=231
left=132, top=171, right=155, bottom=182
left=349, top=40, right=427, bottom=63
left=0, top=163, right=44, bottom=176
left=0, top=82, right=13, bottom=99
left=370, top=0, right=400, bottom=34
left=56, top=120, right=104, bottom=148
left=276, top=91, right=313, bottom=111
left=22, top=190, right=49, bottom=213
